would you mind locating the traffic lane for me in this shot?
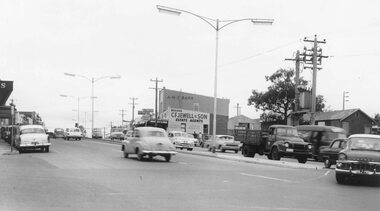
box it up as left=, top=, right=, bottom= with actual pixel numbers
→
left=1, top=139, right=379, bottom=211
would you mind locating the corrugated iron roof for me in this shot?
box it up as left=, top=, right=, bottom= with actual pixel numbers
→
left=315, top=109, right=359, bottom=121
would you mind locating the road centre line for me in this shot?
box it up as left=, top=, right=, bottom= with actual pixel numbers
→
left=240, top=172, right=293, bottom=183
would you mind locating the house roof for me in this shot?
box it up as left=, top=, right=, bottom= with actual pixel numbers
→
left=314, top=109, right=373, bottom=122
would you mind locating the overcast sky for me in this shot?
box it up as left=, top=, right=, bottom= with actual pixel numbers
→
left=1, top=0, right=380, bottom=131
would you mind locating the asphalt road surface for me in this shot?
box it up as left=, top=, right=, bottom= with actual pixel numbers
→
left=0, top=138, right=379, bottom=211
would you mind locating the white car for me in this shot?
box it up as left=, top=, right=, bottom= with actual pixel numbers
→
left=121, top=127, right=177, bottom=162
left=15, top=125, right=51, bottom=153
left=65, top=128, right=82, bottom=141
left=205, top=135, right=240, bottom=153
left=168, top=131, right=196, bottom=151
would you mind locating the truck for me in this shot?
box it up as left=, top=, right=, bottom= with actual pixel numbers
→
left=235, top=125, right=312, bottom=163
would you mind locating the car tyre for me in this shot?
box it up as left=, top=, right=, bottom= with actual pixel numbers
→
left=187, top=148, right=193, bottom=151
left=235, top=150, right=238, bottom=153
left=297, top=157, right=307, bottom=163
left=271, top=147, right=281, bottom=160
left=164, top=154, right=171, bottom=162
left=221, top=149, right=226, bottom=153
left=123, top=150, right=129, bottom=158
left=324, top=159, right=331, bottom=168
left=336, top=172, right=347, bottom=184
left=45, top=146, right=49, bottom=153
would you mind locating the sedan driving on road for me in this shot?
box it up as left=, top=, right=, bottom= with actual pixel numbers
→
left=121, top=127, right=177, bottom=162
left=335, top=134, right=380, bottom=184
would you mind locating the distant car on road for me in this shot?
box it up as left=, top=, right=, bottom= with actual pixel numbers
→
left=168, top=131, right=196, bottom=151
left=110, top=131, right=124, bottom=140
left=92, top=128, right=103, bottom=139
left=319, top=138, right=347, bottom=168
left=335, top=134, right=380, bottom=184
left=53, top=128, right=66, bottom=139
left=205, top=135, right=240, bottom=153
left=15, top=124, right=51, bottom=153
left=121, top=127, right=176, bottom=162
left=65, top=128, right=82, bottom=141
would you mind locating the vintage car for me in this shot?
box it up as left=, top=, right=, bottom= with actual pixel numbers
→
left=15, top=125, right=51, bottom=153
left=53, top=128, right=66, bottom=139
left=205, top=135, right=240, bottom=153
left=297, top=125, right=347, bottom=160
left=121, top=127, right=177, bottom=162
left=335, top=134, right=380, bottom=184
left=110, top=131, right=124, bottom=140
left=92, top=128, right=103, bottom=139
left=319, top=138, right=347, bottom=168
left=65, top=128, right=82, bottom=140
left=168, top=131, right=196, bottom=151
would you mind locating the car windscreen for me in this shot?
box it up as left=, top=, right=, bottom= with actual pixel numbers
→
left=21, top=128, right=45, bottom=134
left=144, top=131, right=166, bottom=137
left=349, top=137, right=380, bottom=151
left=277, top=128, right=298, bottom=136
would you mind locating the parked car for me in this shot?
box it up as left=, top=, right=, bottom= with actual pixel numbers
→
left=65, top=128, right=82, bottom=141
left=53, top=128, right=66, bottom=139
left=15, top=125, right=51, bottom=153
left=121, top=127, right=176, bottom=162
left=335, top=134, right=380, bottom=184
left=319, top=138, right=347, bottom=168
left=296, top=125, right=347, bottom=160
left=205, top=135, right=240, bottom=153
left=110, top=131, right=124, bottom=140
left=168, top=131, right=196, bottom=151
left=92, top=128, right=103, bottom=139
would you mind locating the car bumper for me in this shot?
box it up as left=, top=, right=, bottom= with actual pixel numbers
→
left=336, top=161, right=380, bottom=176
left=280, top=150, right=311, bottom=157
left=221, top=145, right=240, bottom=150
left=175, top=144, right=193, bottom=149
left=19, top=143, right=51, bottom=148
left=142, top=150, right=177, bottom=155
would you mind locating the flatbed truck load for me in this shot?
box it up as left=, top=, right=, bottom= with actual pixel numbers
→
left=235, top=125, right=312, bottom=163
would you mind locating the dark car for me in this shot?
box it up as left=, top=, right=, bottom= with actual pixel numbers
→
left=54, top=128, right=66, bottom=139
left=319, top=138, right=347, bottom=168
left=335, top=134, right=380, bottom=184
left=296, top=125, right=347, bottom=160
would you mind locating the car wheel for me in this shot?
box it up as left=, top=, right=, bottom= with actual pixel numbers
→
left=45, top=146, right=49, bottom=153
left=164, top=154, right=171, bottom=162
left=271, top=147, right=281, bottom=160
left=297, top=157, right=307, bottom=163
left=187, top=148, right=193, bottom=151
left=208, top=147, right=212, bottom=151
left=336, top=172, right=347, bottom=184
left=136, top=149, right=143, bottom=161
left=267, top=154, right=272, bottom=160
left=324, top=159, right=331, bottom=168
left=235, top=150, right=238, bottom=153
left=221, top=149, right=225, bottom=153
left=40, top=147, right=45, bottom=152
left=148, top=155, right=154, bottom=160
left=123, top=149, right=129, bottom=158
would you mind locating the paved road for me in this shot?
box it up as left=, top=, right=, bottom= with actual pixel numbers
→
left=0, top=138, right=379, bottom=211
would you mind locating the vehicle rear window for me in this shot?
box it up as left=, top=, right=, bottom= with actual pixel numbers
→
left=349, top=137, right=380, bottom=151
left=21, top=128, right=45, bottom=134
left=145, top=131, right=166, bottom=137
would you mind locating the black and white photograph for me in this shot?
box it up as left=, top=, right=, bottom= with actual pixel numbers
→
left=1, top=0, right=380, bottom=210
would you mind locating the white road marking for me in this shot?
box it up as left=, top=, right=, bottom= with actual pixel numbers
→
left=240, top=172, right=292, bottom=183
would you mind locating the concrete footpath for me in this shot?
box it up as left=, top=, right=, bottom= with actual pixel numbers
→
left=0, top=140, right=18, bottom=156
left=88, top=138, right=325, bottom=170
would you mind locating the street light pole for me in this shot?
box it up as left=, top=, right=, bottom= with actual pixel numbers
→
left=157, top=5, right=273, bottom=153
left=64, top=73, right=121, bottom=138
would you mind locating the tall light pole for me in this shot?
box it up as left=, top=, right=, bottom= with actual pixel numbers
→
left=60, top=94, right=90, bottom=127
left=157, top=5, right=273, bottom=152
left=64, top=73, right=121, bottom=137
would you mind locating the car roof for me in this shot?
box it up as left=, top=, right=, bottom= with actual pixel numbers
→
left=348, top=134, right=380, bottom=139
left=216, top=135, right=234, bottom=138
left=135, top=127, right=165, bottom=132
left=270, top=125, right=296, bottom=129
left=296, top=125, right=345, bottom=132
left=19, top=125, right=44, bottom=130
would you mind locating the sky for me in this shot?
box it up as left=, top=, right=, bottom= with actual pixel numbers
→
left=1, top=0, right=380, bottom=132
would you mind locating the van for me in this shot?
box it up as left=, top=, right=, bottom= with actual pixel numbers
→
left=296, top=125, right=347, bottom=159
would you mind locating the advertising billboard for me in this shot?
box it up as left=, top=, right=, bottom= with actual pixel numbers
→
left=0, top=81, right=13, bottom=106
left=161, top=108, right=210, bottom=134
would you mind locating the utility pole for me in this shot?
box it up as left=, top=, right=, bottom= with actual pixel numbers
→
left=150, top=77, right=163, bottom=126
left=343, top=91, right=349, bottom=110
left=120, top=109, right=127, bottom=126
left=129, top=97, right=138, bottom=126
left=234, top=103, right=241, bottom=116
left=303, top=35, right=328, bottom=125
left=285, top=50, right=302, bottom=125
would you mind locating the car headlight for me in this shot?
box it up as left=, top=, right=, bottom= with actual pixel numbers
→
left=284, top=142, right=289, bottom=148
left=308, top=144, right=312, bottom=149
left=338, top=153, right=347, bottom=161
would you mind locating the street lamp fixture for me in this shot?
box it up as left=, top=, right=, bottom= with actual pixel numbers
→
left=60, top=94, right=91, bottom=128
left=157, top=5, right=273, bottom=153
left=64, top=72, right=121, bottom=137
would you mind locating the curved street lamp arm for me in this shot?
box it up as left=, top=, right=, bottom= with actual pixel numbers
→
left=218, top=18, right=255, bottom=31
left=93, top=75, right=121, bottom=83
left=157, top=5, right=217, bottom=31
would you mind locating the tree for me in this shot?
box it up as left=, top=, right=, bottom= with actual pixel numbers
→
left=248, top=68, right=325, bottom=122
left=374, top=114, right=380, bottom=126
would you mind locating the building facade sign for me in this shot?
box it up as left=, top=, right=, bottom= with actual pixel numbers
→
left=0, top=81, right=13, bottom=106
left=161, top=108, right=210, bottom=134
